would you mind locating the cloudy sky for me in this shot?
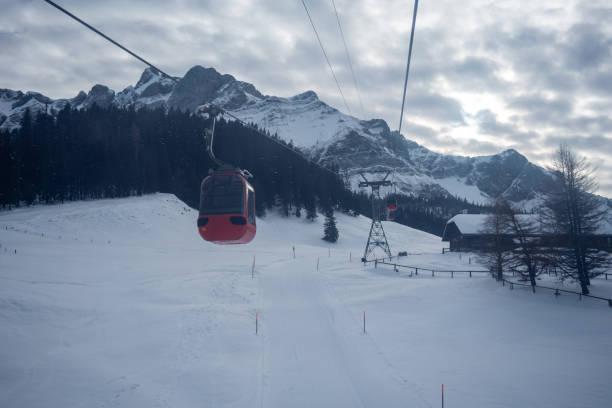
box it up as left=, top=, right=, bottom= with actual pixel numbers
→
left=2, top=0, right=611, bottom=196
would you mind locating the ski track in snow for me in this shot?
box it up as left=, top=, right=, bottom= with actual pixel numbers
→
left=258, top=256, right=429, bottom=407
left=1, top=193, right=611, bottom=408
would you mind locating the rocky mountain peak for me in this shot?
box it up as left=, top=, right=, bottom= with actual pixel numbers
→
left=291, top=90, right=318, bottom=101
left=135, top=67, right=160, bottom=88
left=79, top=84, right=115, bottom=109
left=168, top=65, right=235, bottom=111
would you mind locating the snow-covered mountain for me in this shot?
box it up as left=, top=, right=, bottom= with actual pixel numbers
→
left=0, top=65, right=586, bottom=208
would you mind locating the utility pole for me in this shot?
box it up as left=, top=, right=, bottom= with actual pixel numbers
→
left=359, top=171, right=392, bottom=262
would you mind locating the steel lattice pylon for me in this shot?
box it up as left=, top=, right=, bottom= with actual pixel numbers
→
left=359, top=172, right=392, bottom=262
left=363, top=218, right=392, bottom=261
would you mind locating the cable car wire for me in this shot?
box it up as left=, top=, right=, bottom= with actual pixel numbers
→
left=398, top=0, right=419, bottom=134
left=42, top=0, right=173, bottom=81
left=299, top=0, right=351, bottom=115
left=41, top=0, right=342, bottom=179
left=330, top=0, right=364, bottom=117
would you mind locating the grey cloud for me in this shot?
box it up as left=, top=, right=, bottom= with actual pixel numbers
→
left=403, top=89, right=466, bottom=125
left=563, top=24, right=611, bottom=71
left=475, top=110, right=518, bottom=136
left=425, top=132, right=503, bottom=157
left=399, top=121, right=437, bottom=139
left=545, top=134, right=612, bottom=153
left=507, top=94, right=574, bottom=125
left=500, top=25, right=558, bottom=51
left=508, top=95, right=572, bottom=115
left=475, top=109, right=539, bottom=146
left=586, top=71, right=612, bottom=96
left=580, top=5, right=612, bottom=23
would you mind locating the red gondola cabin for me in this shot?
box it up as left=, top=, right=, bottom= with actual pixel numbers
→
left=197, top=170, right=256, bottom=244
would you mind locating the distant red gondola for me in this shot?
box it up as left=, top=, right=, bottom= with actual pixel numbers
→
left=387, top=203, right=397, bottom=211
left=198, top=170, right=256, bottom=245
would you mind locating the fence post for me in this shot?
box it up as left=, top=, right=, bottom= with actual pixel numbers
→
left=510, top=282, right=514, bottom=290
left=349, top=252, right=352, bottom=262
left=375, top=260, right=378, bottom=268
left=608, top=299, right=612, bottom=308
left=415, top=267, right=419, bottom=275
left=442, top=384, right=444, bottom=408
left=293, top=246, right=295, bottom=259
left=451, top=271, right=454, bottom=278
left=469, top=271, right=472, bottom=278
left=555, top=289, right=560, bottom=297
left=531, top=285, right=535, bottom=294
left=432, top=270, right=435, bottom=277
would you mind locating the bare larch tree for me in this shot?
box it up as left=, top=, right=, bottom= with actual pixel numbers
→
left=542, top=144, right=610, bottom=295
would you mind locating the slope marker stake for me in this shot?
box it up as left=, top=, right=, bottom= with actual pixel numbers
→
left=363, top=311, right=366, bottom=334
left=251, top=255, right=256, bottom=279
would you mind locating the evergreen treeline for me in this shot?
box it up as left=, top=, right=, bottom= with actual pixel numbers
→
left=0, top=105, right=364, bottom=218
left=390, top=194, right=489, bottom=236
left=0, top=105, right=491, bottom=238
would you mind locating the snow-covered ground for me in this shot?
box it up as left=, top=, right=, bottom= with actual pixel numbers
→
left=1, top=194, right=611, bottom=408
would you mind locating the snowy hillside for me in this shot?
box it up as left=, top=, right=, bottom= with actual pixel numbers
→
left=0, top=65, right=571, bottom=208
left=1, top=194, right=611, bottom=407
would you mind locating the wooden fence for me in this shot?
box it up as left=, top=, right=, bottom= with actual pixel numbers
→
left=500, top=277, right=612, bottom=307
left=366, top=257, right=612, bottom=308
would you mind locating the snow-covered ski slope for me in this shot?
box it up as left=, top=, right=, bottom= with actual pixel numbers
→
left=1, top=194, right=611, bottom=408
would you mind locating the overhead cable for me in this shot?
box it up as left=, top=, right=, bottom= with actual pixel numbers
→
left=300, top=0, right=352, bottom=115
left=42, top=0, right=173, bottom=80
left=330, top=0, right=364, bottom=116
left=398, top=0, right=419, bottom=133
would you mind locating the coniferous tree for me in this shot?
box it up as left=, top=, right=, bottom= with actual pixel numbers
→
left=322, top=206, right=339, bottom=243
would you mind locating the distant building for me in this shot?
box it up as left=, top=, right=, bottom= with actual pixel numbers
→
left=442, top=214, right=612, bottom=252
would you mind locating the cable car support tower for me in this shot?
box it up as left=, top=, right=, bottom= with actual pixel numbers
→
left=359, top=171, right=393, bottom=262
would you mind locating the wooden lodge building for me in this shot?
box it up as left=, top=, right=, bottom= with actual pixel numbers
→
left=442, top=214, right=612, bottom=253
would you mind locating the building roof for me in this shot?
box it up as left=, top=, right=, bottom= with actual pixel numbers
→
left=443, top=213, right=612, bottom=240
